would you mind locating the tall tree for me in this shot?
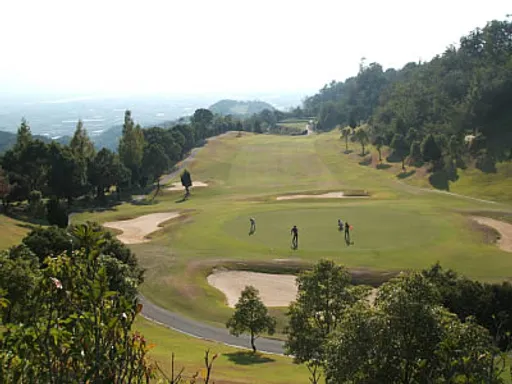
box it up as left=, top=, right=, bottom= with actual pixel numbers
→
left=340, top=127, right=351, bottom=152
left=226, top=286, right=276, bottom=352
left=191, top=108, right=214, bottom=140
left=14, top=118, right=33, bottom=151
left=390, top=133, right=409, bottom=171
left=325, top=273, right=506, bottom=383
left=180, top=169, right=192, bottom=196
left=0, top=167, right=12, bottom=212
left=354, top=127, right=369, bottom=155
left=421, top=134, right=442, bottom=164
left=69, top=120, right=95, bottom=191
left=372, top=134, right=385, bottom=162
left=286, top=260, right=369, bottom=375
left=141, top=144, right=169, bottom=194
left=118, top=110, right=144, bottom=186
left=47, top=143, right=82, bottom=205
left=88, top=148, right=129, bottom=201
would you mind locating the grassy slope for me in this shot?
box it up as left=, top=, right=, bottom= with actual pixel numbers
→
left=67, top=132, right=512, bottom=334
left=135, top=317, right=308, bottom=384
left=0, top=215, right=32, bottom=250
left=2, top=131, right=511, bottom=381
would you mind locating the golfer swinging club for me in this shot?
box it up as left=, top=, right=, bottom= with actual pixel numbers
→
left=291, top=225, right=299, bottom=249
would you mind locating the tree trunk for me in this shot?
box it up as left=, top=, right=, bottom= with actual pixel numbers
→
left=345, top=138, right=348, bottom=151
left=250, top=331, right=256, bottom=353
left=362, top=144, right=365, bottom=156
left=378, top=149, right=382, bottom=162
left=401, top=157, right=406, bottom=171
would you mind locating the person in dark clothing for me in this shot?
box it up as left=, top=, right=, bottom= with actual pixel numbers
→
left=291, top=225, right=299, bottom=249
left=344, top=221, right=351, bottom=244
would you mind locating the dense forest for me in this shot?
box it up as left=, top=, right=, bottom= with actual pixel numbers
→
left=302, top=18, right=512, bottom=174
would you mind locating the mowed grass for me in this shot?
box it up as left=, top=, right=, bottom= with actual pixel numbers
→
left=66, top=132, right=512, bottom=332
left=135, top=317, right=308, bottom=384
left=0, top=215, right=33, bottom=250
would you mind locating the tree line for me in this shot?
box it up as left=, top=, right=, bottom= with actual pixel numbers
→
left=304, top=18, right=512, bottom=176
left=0, top=108, right=252, bottom=225
left=227, top=260, right=512, bottom=383
left=2, top=224, right=512, bottom=382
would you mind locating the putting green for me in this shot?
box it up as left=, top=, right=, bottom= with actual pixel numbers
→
left=223, top=205, right=445, bottom=252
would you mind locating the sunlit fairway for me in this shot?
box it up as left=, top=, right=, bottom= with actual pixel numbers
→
left=66, top=131, right=512, bottom=369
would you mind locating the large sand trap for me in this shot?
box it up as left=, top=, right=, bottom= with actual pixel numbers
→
left=471, top=216, right=512, bottom=252
left=208, top=270, right=379, bottom=308
left=104, top=212, right=180, bottom=244
left=207, top=271, right=297, bottom=307
left=167, top=181, right=208, bottom=191
left=276, top=192, right=368, bottom=201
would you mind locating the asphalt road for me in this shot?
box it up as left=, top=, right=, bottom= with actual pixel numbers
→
left=139, top=295, right=286, bottom=355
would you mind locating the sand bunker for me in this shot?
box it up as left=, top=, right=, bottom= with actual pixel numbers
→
left=276, top=192, right=368, bottom=200
left=207, top=271, right=297, bottom=307
left=167, top=181, right=209, bottom=191
left=471, top=216, right=512, bottom=253
left=208, top=270, right=379, bottom=308
left=104, top=212, right=180, bottom=244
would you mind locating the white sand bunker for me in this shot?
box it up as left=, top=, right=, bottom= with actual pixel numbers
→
left=276, top=192, right=368, bottom=200
left=104, top=212, right=180, bottom=244
left=208, top=271, right=297, bottom=307
left=471, top=216, right=512, bottom=252
left=167, top=181, right=208, bottom=191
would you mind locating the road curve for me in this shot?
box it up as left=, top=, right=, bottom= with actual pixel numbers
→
left=138, top=295, right=286, bottom=355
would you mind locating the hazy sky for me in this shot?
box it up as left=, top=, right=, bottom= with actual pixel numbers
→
left=0, top=0, right=509, bottom=97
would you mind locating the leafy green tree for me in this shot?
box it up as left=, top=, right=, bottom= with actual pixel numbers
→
left=14, top=118, right=33, bottom=151
left=0, top=167, right=11, bottom=212
left=0, top=226, right=153, bottom=382
left=390, top=133, right=409, bottom=171
left=409, top=140, right=422, bottom=165
left=340, top=127, right=351, bottom=152
left=421, top=134, right=442, bottom=164
left=191, top=108, right=214, bottom=140
left=372, top=134, right=385, bottom=162
left=142, top=144, right=169, bottom=194
left=286, top=260, right=369, bottom=375
left=226, top=286, right=276, bottom=352
left=69, top=119, right=95, bottom=191
left=45, top=197, right=68, bottom=228
left=118, top=110, right=145, bottom=186
left=180, top=169, right=192, bottom=195
left=0, top=245, right=40, bottom=324
left=88, top=148, right=129, bottom=200
left=354, top=127, right=369, bottom=155
left=325, top=273, right=506, bottom=383
left=47, top=143, right=82, bottom=205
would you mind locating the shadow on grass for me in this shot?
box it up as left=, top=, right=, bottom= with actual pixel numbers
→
left=175, top=196, right=189, bottom=204
left=396, top=170, right=416, bottom=179
left=343, top=149, right=353, bottom=154
left=429, top=171, right=450, bottom=191
left=358, top=157, right=372, bottom=166
left=224, top=351, right=275, bottom=365
left=376, top=163, right=391, bottom=170
left=16, top=223, right=38, bottom=231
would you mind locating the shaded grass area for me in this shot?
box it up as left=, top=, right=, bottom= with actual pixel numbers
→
left=135, top=317, right=308, bottom=384
left=0, top=215, right=33, bottom=250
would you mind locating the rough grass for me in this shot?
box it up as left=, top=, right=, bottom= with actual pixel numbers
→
left=135, top=317, right=309, bottom=384
left=0, top=215, right=33, bottom=250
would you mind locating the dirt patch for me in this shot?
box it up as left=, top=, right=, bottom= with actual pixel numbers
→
left=276, top=192, right=369, bottom=201
left=167, top=181, right=208, bottom=191
left=471, top=216, right=512, bottom=252
left=104, top=212, right=180, bottom=244
left=207, top=271, right=297, bottom=307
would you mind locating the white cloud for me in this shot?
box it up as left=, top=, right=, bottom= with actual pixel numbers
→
left=0, top=0, right=509, bottom=95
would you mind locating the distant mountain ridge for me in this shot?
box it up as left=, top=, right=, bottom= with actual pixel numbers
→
left=208, top=99, right=275, bottom=116
left=0, top=130, right=70, bottom=153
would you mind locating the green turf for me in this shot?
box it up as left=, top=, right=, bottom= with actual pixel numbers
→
left=67, top=131, right=512, bottom=333
left=135, top=317, right=308, bottom=384
left=0, top=215, right=33, bottom=250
